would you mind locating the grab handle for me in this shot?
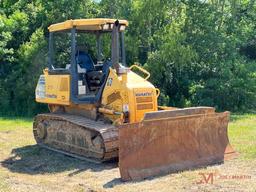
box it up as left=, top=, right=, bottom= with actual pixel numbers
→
left=129, top=64, right=150, bottom=80
left=155, top=88, right=160, bottom=98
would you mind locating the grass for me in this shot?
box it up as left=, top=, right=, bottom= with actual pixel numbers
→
left=0, top=114, right=255, bottom=192
left=0, top=117, right=32, bottom=131
left=229, top=114, right=256, bottom=159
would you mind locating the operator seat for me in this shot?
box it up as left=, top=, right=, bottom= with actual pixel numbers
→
left=76, top=51, right=95, bottom=72
left=76, top=51, right=103, bottom=92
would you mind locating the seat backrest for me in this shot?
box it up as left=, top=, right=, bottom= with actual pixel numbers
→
left=76, top=51, right=95, bottom=72
left=102, top=60, right=112, bottom=74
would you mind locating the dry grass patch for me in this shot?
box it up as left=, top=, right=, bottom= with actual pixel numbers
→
left=0, top=114, right=255, bottom=192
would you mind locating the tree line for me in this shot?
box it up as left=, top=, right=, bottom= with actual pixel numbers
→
left=0, top=0, right=256, bottom=116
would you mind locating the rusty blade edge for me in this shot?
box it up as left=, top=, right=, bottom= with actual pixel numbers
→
left=143, top=111, right=229, bottom=122
left=118, top=111, right=236, bottom=181
left=125, top=156, right=224, bottom=181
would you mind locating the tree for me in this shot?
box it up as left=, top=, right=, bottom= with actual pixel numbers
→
left=0, top=0, right=255, bottom=115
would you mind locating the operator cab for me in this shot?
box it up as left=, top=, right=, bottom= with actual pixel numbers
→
left=47, top=19, right=128, bottom=104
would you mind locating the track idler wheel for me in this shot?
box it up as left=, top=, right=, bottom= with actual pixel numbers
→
left=36, top=122, right=47, bottom=140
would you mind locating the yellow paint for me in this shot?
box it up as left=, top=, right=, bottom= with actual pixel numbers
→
left=126, top=71, right=158, bottom=122
left=101, top=68, right=123, bottom=123
left=36, top=18, right=160, bottom=124
left=101, top=67, right=158, bottom=123
left=35, top=69, right=70, bottom=105
left=48, top=18, right=128, bottom=32
left=36, top=64, right=158, bottom=124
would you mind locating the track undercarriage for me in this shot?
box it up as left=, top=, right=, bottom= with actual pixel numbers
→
left=33, top=113, right=118, bottom=162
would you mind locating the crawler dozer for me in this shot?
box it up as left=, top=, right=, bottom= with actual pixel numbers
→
left=34, top=18, right=236, bottom=181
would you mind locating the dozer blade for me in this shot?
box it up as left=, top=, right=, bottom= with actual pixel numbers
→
left=118, top=107, right=236, bottom=181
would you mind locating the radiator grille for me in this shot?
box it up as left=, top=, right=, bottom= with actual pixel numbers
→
left=136, top=97, right=152, bottom=103
left=137, top=103, right=153, bottom=110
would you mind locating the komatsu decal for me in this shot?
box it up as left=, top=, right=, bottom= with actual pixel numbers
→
left=135, top=92, right=152, bottom=97
left=46, top=94, right=57, bottom=99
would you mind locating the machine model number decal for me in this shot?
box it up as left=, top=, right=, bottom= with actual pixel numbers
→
left=46, top=94, right=57, bottom=99
left=106, top=78, right=113, bottom=86
left=135, top=92, right=152, bottom=97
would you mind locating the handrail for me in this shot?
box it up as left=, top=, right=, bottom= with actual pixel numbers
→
left=129, top=64, right=150, bottom=80
left=155, top=88, right=160, bottom=98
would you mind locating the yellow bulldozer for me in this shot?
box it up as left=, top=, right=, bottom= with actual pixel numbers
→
left=34, top=18, right=236, bottom=181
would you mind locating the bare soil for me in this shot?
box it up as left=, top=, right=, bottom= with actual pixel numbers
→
left=0, top=117, right=255, bottom=192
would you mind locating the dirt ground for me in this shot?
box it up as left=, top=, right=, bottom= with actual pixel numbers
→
left=0, top=116, right=255, bottom=192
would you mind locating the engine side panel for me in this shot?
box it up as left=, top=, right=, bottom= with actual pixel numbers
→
left=101, top=68, right=158, bottom=123
left=36, top=71, right=70, bottom=105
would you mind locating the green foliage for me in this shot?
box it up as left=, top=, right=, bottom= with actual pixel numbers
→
left=145, top=23, right=197, bottom=107
left=182, top=0, right=256, bottom=111
left=145, top=0, right=256, bottom=111
left=0, top=0, right=256, bottom=116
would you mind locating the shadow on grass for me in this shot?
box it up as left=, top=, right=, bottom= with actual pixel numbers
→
left=103, top=178, right=123, bottom=188
left=102, top=160, right=229, bottom=189
left=1, top=144, right=117, bottom=175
